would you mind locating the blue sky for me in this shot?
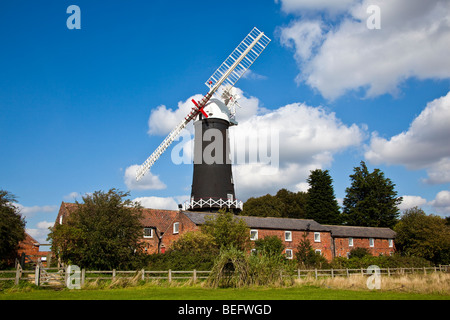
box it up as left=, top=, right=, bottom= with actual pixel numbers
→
left=1, top=0, right=449, bottom=243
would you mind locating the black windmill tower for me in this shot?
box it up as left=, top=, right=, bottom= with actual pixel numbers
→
left=136, top=27, right=270, bottom=212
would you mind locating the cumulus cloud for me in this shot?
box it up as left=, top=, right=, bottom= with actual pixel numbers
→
left=365, top=91, right=450, bottom=183
left=278, top=0, right=450, bottom=100
left=231, top=102, right=365, bottom=200
left=14, top=204, right=58, bottom=219
left=134, top=195, right=189, bottom=210
left=398, top=195, right=428, bottom=211
left=124, top=164, right=166, bottom=191
left=429, top=190, right=450, bottom=215
left=27, top=221, right=54, bottom=244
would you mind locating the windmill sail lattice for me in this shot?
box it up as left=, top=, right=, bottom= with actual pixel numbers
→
left=136, top=27, right=270, bottom=181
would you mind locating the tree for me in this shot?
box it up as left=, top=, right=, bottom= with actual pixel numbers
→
left=342, top=161, right=402, bottom=228
left=254, top=235, right=284, bottom=257
left=241, top=189, right=308, bottom=219
left=306, top=169, right=341, bottom=224
left=201, top=209, right=250, bottom=251
left=0, top=190, right=26, bottom=267
left=275, top=189, right=308, bottom=219
left=394, top=207, right=450, bottom=265
left=48, top=189, right=144, bottom=270
left=295, top=232, right=328, bottom=268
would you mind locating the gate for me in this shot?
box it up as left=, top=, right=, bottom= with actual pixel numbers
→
left=35, top=262, right=65, bottom=287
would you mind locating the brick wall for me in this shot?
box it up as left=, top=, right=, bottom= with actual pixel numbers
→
left=333, top=237, right=395, bottom=258
left=249, top=229, right=334, bottom=261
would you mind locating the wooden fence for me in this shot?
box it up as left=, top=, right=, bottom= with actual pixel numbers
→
left=1, top=264, right=449, bottom=287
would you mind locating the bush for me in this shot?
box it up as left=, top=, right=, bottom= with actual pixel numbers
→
left=330, top=254, right=432, bottom=269
left=207, top=247, right=295, bottom=288
left=146, top=232, right=219, bottom=271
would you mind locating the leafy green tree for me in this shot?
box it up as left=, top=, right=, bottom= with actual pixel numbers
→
left=241, top=194, right=285, bottom=217
left=306, top=169, right=341, bottom=224
left=394, top=207, right=450, bottom=265
left=201, top=209, right=250, bottom=251
left=48, top=189, right=144, bottom=270
left=0, top=190, right=26, bottom=268
left=241, top=189, right=308, bottom=219
left=275, top=189, right=308, bottom=219
left=295, top=232, right=329, bottom=268
left=342, top=161, right=402, bottom=228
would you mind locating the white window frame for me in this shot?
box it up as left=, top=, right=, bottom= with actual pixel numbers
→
left=315, top=249, right=322, bottom=255
left=285, top=249, right=293, bottom=259
left=369, top=238, right=374, bottom=247
left=285, top=231, right=292, bottom=242
left=388, top=239, right=393, bottom=248
left=250, top=229, right=258, bottom=241
left=143, top=227, right=153, bottom=238
left=314, top=232, right=321, bottom=242
left=348, top=237, right=353, bottom=247
left=173, top=222, right=179, bottom=234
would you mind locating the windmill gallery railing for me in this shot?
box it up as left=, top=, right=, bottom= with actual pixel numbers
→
left=1, top=265, right=449, bottom=287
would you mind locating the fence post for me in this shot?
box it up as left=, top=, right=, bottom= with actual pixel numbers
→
left=297, top=269, right=300, bottom=279
left=15, top=263, right=22, bottom=285
left=346, top=268, right=349, bottom=277
left=141, top=269, right=145, bottom=281
left=35, top=263, right=40, bottom=286
left=387, top=267, right=390, bottom=277
left=331, top=268, right=334, bottom=278
left=193, top=269, right=197, bottom=283
left=112, top=269, right=116, bottom=281
left=361, top=268, right=364, bottom=276
left=314, top=268, right=317, bottom=280
left=81, top=269, right=85, bottom=287
left=168, top=269, right=172, bottom=283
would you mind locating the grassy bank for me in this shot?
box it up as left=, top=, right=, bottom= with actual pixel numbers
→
left=1, top=274, right=449, bottom=300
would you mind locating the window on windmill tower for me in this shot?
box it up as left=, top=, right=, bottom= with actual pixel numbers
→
left=173, top=222, right=179, bottom=234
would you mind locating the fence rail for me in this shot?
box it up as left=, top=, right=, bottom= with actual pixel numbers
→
left=1, top=265, right=449, bottom=287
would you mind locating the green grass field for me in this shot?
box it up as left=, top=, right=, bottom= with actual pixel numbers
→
left=1, top=284, right=448, bottom=300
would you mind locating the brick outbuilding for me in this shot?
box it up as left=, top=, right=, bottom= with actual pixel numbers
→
left=54, top=202, right=396, bottom=262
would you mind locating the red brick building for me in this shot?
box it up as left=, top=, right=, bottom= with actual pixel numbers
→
left=17, top=232, right=51, bottom=266
left=55, top=202, right=396, bottom=262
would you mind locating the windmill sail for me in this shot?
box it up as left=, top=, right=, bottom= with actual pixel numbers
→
left=136, top=27, right=270, bottom=181
left=205, top=27, right=271, bottom=94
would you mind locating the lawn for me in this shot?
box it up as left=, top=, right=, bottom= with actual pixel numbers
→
left=1, top=284, right=448, bottom=300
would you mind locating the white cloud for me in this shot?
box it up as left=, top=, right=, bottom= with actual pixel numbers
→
left=365, top=91, right=450, bottom=183
left=398, top=195, right=428, bottom=211
left=63, top=192, right=81, bottom=200
left=14, top=204, right=58, bottom=219
left=232, top=102, right=365, bottom=200
left=147, top=94, right=204, bottom=136
left=27, top=220, right=54, bottom=244
left=124, top=164, right=166, bottom=191
left=134, top=195, right=189, bottom=210
left=429, top=190, right=450, bottom=215
left=279, top=0, right=450, bottom=99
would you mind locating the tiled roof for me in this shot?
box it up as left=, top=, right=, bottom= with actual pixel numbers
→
left=57, top=202, right=179, bottom=234
left=325, top=225, right=396, bottom=239
left=183, top=211, right=330, bottom=232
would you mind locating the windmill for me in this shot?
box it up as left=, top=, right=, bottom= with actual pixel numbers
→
left=136, top=27, right=271, bottom=212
